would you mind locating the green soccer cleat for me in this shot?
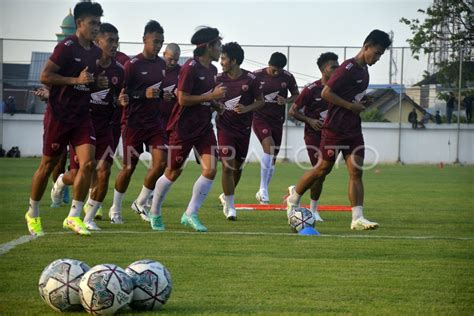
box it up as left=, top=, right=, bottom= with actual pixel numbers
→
left=150, top=214, right=165, bottom=231
left=180, top=213, right=208, bottom=232
left=63, top=216, right=91, bottom=236
left=25, top=212, right=45, bottom=237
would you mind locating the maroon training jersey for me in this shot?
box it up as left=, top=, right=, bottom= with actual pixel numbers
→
left=89, top=60, right=125, bottom=133
left=293, top=79, right=328, bottom=137
left=323, top=58, right=369, bottom=138
left=166, top=57, right=217, bottom=139
left=111, top=52, right=130, bottom=126
left=252, top=67, right=299, bottom=125
left=159, top=64, right=181, bottom=128
left=47, top=35, right=102, bottom=124
left=215, top=69, right=262, bottom=136
left=123, top=53, right=166, bottom=129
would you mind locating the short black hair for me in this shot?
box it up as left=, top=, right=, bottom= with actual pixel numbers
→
left=363, top=29, right=392, bottom=49
left=144, top=20, right=164, bottom=36
left=191, top=26, right=221, bottom=57
left=222, top=42, right=244, bottom=65
left=269, top=52, right=287, bottom=68
left=99, top=23, right=118, bottom=35
left=317, top=52, right=338, bottom=69
left=73, top=2, right=103, bottom=22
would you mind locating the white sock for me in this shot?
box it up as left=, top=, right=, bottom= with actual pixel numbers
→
left=68, top=200, right=84, bottom=218
left=310, top=199, right=318, bottom=213
left=83, top=199, right=101, bottom=223
left=151, top=176, right=174, bottom=216
left=111, top=189, right=125, bottom=214
left=225, top=195, right=235, bottom=209
left=146, top=189, right=155, bottom=205
left=288, top=189, right=302, bottom=206
left=352, top=205, right=364, bottom=221
left=136, top=185, right=153, bottom=206
left=259, top=153, right=272, bottom=192
left=87, top=188, right=92, bottom=201
left=185, top=175, right=214, bottom=216
left=267, top=164, right=275, bottom=187
left=28, top=198, right=40, bottom=217
left=55, top=174, right=66, bottom=191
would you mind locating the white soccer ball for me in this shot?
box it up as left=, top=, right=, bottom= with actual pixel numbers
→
left=126, top=259, right=173, bottom=311
left=38, top=258, right=90, bottom=312
left=288, top=207, right=315, bottom=233
left=79, top=264, right=133, bottom=314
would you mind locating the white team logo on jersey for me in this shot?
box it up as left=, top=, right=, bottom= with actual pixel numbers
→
left=353, top=90, right=366, bottom=102
left=224, top=96, right=241, bottom=111
left=162, top=84, right=176, bottom=93
left=90, top=89, right=110, bottom=105
left=264, top=91, right=280, bottom=103
left=148, top=82, right=162, bottom=89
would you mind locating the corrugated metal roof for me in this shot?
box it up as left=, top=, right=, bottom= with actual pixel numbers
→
left=28, top=52, right=51, bottom=86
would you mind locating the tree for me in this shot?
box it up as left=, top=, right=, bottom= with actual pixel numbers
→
left=400, top=0, right=473, bottom=91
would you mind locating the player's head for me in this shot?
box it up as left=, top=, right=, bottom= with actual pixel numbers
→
left=362, top=29, right=392, bottom=66
left=163, top=43, right=181, bottom=70
left=220, top=42, right=244, bottom=73
left=267, top=52, right=287, bottom=77
left=73, top=2, right=103, bottom=41
left=143, top=20, right=164, bottom=57
left=191, top=26, right=222, bottom=61
left=96, top=23, right=119, bottom=58
left=317, top=52, right=339, bottom=80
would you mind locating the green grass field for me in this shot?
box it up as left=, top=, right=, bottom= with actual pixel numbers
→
left=0, top=158, right=473, bottom=314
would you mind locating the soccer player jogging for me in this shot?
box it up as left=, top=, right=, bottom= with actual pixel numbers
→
left=288, top=52, right=339, bottom=222
left=149, top=26, right=226, bottom=232
left=286, top=30, right=392, bottom=230
left=253, top=52, right=299, bottom=204
left=25, top=2, right=104, bottom=236
left=108, top=20, right=168, bottom=224
left=50, top=23, right=128, bottom=230
left=216, top=42, right=264, bottom=220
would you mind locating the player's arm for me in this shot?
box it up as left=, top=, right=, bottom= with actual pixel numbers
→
left=177, top=83, right=226, bottom=107
left=321, top=85, right=365, bottom=114
left=40, top=60, right=94, bottom=86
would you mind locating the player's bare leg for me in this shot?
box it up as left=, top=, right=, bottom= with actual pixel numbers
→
left=346, top=154, right=378, bottom=230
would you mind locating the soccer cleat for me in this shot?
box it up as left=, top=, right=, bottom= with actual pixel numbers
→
left=95, top=206, right=103, bottom=220
left=150, top=214, right=165, bottom=231
left=50, top=174, right=65, bottom=208
left=131, top=200, right=150, bottom=222
left=84, top=220, right=101, bottom=231
left=63, top=216, right=91, bottom=236
left=25, top=213, right=45, bottom=237
left=312, top=211, right=324, bottom=222
left=218, top=193, right=226, bottom=207
left=62, top=186, right=70, bottom=204
left=256, top=190, right=269, bottom=205
left=226, top=208, right=237, bottom=221
left=286, top=185, right=298, bottom=216
left=350, top=217, right=379, bottom=230
left=180, top=213, right=208, bottom=232
left=109, top=209, right=124, bottom=224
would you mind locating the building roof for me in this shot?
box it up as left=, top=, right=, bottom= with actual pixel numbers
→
left=366, top=88, right=428, bottom=115
left=27, top=52, right=51, bottom=86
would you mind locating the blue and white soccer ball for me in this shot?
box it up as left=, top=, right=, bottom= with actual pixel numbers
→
left=126, top=259, right=173, bottom=311
left=79, top=264, right=133, bottom=314
left=288, top=207, right=315, bottom=233
left=38, top=258, right=90, bottom=312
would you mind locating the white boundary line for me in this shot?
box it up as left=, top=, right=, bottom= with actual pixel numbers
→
left=1, top=229, right=473, bottom=257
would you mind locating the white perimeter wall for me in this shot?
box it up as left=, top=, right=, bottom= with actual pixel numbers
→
left=2, top=114, right=474, bottom=164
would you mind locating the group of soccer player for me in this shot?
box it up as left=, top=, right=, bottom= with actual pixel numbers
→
left=24, top=1, right=392, bottom=237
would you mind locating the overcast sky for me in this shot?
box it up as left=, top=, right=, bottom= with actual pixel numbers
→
left=1, top=0, right=433, bottom=85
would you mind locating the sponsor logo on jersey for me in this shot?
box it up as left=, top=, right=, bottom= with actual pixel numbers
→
left=319, top=110, right=328, bottom=120
left=73, top=84, right=90, bottom=92
left=64, top=40, right=74, bottom=46
left=199, top=76, right=206, bottom=80
left=74, top=58, right=81, bottom=62
left=163, top=84, right=176, bottom=92
left=354, top=90, right=366, bottom=102
left=90, top=89, right=110, bottom=105
left=356, top=79, right=363, bottom=83
left=345, top=63, right=354, bottom=70
left=264, top=91, right=280, bottom=103
left=315, top=97, right=322, bottom=101
left=201, top=89, right=213, bottom=106
left=141, top=72, right=148, bottom=75
left=148, top=82, right=162, bottom=89
left=224, top=96, right=241, bottom=111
